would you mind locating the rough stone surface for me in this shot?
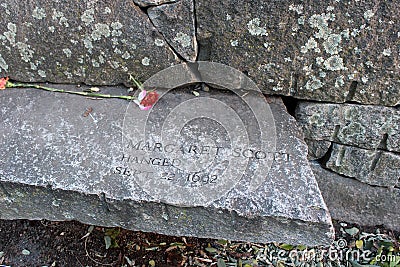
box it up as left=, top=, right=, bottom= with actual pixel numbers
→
left=305, top=139, right=331, bottom=160
left=148, top=0, right=197, bottom=61
left=133, top=0, right=176, bottom=7
left=312, top=162, right=400, bottom=231
left=296, top=102, right=400, bottom=153
left=196, top=0, right=400, bottom=106
left=1, top=0, right=399, bottom=106
left=0, top=85, right=333, bottom=246
left=326, top=143, right=400, bottom=188
left=0, top=0, right=180, bottom=84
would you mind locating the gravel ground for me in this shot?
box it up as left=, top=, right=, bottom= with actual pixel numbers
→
left=0, top=220, right=399, bottom=267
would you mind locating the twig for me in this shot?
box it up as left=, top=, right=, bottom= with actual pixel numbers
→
left=9, top=82, right=136, bottom=101
left=83, top=236, right=117, bottom=266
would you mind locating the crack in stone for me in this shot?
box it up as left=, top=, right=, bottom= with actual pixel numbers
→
left=377, top=133, right=389, bottom=150
left=332, top=125, right=341, bottom=141
left=317, top=141, right=333, bottom=166
left=192, top=0, right=198, bottom=61
left=132, top=0, right=177, bottom=7
left=130, top=0, right=183, bottom=61
left=0, top=183, right=11, bottom=199
left=145, top=0, right=198, bottom=61
left=100, top=192, right=111, bottom=212
left=345, top=81, right=358, bottom=102
left=369, top=151, right=382, bottom=172
left=313, top=160, right=398, bottom=191
left=291, top=73, right=300, bottom=96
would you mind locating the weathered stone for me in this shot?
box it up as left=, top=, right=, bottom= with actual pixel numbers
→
left=196, top=0, right=400, bottom=106
left=325, top=143, right=400, bottom=188
left=305, top=139, right=331, bottom=160
left=0, top=0, right=179, bottom=84
left=0, top=82, right=333, bottom=245
left=133, top=0, right=176, bottom=7
left=148, top=0, right=197, bottom=61
left=295, top=102, right=400, bottom=153
left=312, top=163, right=400, bottom=231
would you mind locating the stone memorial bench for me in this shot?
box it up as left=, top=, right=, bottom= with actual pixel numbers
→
left=0, top=0, right=399, bottom=246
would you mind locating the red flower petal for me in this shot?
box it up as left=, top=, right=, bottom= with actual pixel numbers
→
left=0, top=77, right=9, bottom=90
left=140, top=91, right=159, bottom=107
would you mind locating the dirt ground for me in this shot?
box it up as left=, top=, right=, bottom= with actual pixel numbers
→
left=0, top=219, right=399, bottom=267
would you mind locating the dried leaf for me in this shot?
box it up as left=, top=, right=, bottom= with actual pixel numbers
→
left=278, top=243, right=294, bottom=250
left=205, top=247, right=218, bottom=253
left=217, top=258, right=226, bottom=267
left=170, top=242, right=185, bottom=246
left=345, top=227, right=360, bottom=236
left=81, top=225, right=94, bottom=239
left=145, top=246, right=159, bottom=251
left=125, top=256, right=134, bottom=266
left=217, top=239, right=228, bottom=245
left=356, top=240, right=363, bottom=249
left=104, top=235, right=112, bottom=249
left=296, top=245, right=307, bottom=251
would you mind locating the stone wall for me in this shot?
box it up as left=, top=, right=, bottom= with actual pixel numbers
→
left=0, top=0, right=399, bottom=233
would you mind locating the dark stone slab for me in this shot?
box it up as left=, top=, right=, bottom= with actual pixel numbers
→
left=312, top=162, right=400, bottom=231
left=304, top=139, right=331, bottom=160
left=0, top=0, right=180, bottom=84
left=295, top=102, right=400, bottom=153
left=0, top=76, right=333, bottom=245
left=326, top=143, right=400, bottom=188
left=148, top=0, right=197, bottom=61
left=196, top=0, right=400, bottom=106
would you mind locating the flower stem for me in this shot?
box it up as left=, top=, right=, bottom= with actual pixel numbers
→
left=8, top=82, right=136, bottom=100
left=129, top=74, right=144, bottom=90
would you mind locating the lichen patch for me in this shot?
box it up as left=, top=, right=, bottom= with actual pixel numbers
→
left=32, top=7, right=46, bottom=20
left=38, top=70, right=46, bottom=77
left=305, top=75, right=324, bottom=91
left=289, top=4, right=303, bottom=15
left=111, top=21, right=123, bottom=37
left=142, top=57, right=150, bottom=66
left=91, top=23, right=111, bottom=41
left=324, top=55, right=346, bottom=71
left=382, top=48, right=392, bottom=56
left=308, top=13, right=335, bottom=39
left=247, top=18, right=267, bottom=36
left=81, top=8, right=95, bottom=26
left=62, top=48, right=72, bottom=58
left=173, top=32, right=192, bottom=48
left=322, top=33, right=342, bottom=55
left=363, top=10, right=374, bottom=20
left=154, top=38, right=165, bottom=47
left=301, top=37, right=319, bottom=53
left=4, top=23, right=16, bottom=44
left=16, top=42, right=34, bottom=62
left=0, top=54, right=8, bottom=71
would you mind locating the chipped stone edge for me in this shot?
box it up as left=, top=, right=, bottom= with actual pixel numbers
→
left=0, top=180, right=333, bottom=246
